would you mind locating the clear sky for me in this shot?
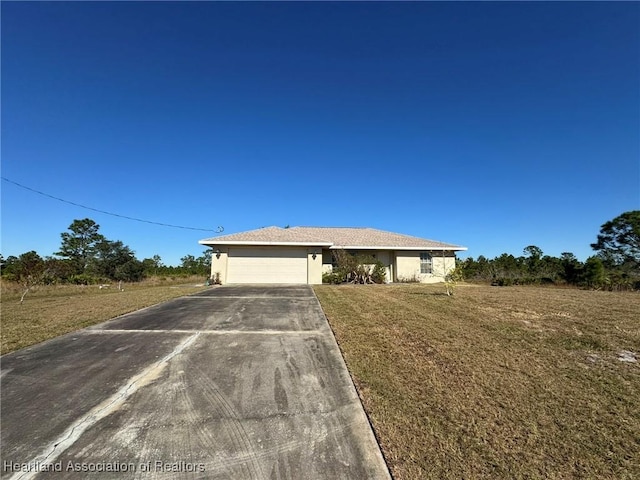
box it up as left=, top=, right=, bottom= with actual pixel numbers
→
left=2, top=2, right=639, bottom=266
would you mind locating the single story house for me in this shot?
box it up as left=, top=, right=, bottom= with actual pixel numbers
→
left=199, top=226, right=467, bottom=285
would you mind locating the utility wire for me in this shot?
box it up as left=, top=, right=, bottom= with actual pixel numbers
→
left=1, top=176, right=223, bottom=233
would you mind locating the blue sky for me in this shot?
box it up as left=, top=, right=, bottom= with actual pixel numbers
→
left=2, top=2, right=638, bottom=265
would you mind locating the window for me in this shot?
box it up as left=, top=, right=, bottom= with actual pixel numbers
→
left=420, top=252, right=432, bottom=274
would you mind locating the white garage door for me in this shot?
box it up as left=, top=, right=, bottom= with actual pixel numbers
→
left=227, top=247, right=308, bottom=284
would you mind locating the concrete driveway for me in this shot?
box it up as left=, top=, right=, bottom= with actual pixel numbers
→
left=1, top=285, right=390, bottom=479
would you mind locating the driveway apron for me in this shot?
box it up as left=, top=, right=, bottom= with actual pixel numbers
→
left=1, top=285, right=390, bottom=479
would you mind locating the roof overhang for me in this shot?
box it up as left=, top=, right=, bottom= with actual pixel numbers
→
left=199, top=239, right=466, bottom=251
left=198, top=240, right=333, bottom=247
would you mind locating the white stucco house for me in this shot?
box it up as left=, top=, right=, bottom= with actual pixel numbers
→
left=199, top=226, right=467, bottom=285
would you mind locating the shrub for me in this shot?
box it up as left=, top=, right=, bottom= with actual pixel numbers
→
left=322, top=272, right=343, bottom=284
left=2, top=273, right=17, bottom=283
left=370, top=262, right=387, bottom=284
left=397, top=274, right=420, bottom=283
left=329, top=249, right=386, bottom=284
left=68, top=273, right=97, bottom=285
left=444, top=264, right=464, bottom=295
left=114, top=259, right=145, bottom=282
left=492, top=278, right=514, bottom=286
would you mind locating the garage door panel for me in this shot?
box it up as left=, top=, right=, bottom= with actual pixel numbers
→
left=227, top=248, right=307, bottom=284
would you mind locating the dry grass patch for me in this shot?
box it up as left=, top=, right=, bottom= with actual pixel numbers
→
left=1, top=277, right=208, bottom=354
left=314, top=284, right=640, bottom=480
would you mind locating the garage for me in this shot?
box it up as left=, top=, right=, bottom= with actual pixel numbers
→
left=226, top=247, right=308, bottom=284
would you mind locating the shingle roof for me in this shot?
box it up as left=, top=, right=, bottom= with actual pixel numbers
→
left=198, top=226, right=329, bottom=245
left=200, top=226, right=466, bottom=251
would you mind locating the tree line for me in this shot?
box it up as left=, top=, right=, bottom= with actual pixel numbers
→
left=1, top=218, right=213, bottom=287
left=1, top=211, right=638, bottom=291
left=458, top=211, right=640, bottom=290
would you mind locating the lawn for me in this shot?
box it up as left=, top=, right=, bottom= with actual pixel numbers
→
left=314, top=284, right=640, bottom=480
left=1, top=277, right=208, bottom=354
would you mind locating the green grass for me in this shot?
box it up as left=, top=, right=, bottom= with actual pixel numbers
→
left=314, top=284, right=640, bottom=480
left=1, top=277, right=208, bottom=354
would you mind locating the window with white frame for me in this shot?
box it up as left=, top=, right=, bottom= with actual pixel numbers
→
left=420, top=252, right=432, bottom=274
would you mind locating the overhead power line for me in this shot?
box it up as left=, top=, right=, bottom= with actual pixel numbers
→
left=1, top=176, right=223, bottom=233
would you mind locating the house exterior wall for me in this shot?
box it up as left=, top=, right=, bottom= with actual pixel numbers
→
left=308, top=249, right=323, bottom=284
left=395, top=250, right=457, bottom=283
left=210, top=249, right=229, bottom=284
left=211, top=246, right=457, bottom=285
left=395, top=251, right=421, bottom=282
